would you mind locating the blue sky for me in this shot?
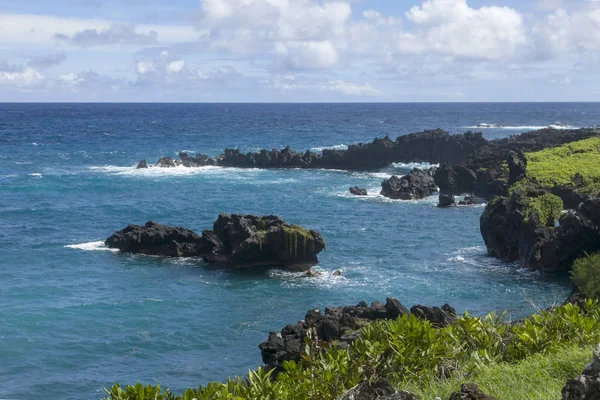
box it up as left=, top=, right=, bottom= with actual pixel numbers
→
left=0, top=0, right=599, bottom=102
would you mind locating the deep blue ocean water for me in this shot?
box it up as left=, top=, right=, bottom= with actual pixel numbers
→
left=2, top=103, right=600, bottom=400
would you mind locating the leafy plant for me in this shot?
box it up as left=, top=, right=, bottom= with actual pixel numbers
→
left=571, top=252, right=600, bottom=299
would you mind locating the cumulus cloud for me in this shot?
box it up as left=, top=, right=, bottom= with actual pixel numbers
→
left=404, top=0, right=527, bottom=60
left=27, top=52, right=67, bottom=68
left=195, top=0, right=351, bottom=69
left=533, top=8, right=600, bottom=59
left=55, top=23, right=159, bottom=47
left=0, top=61, right=43, bottom=86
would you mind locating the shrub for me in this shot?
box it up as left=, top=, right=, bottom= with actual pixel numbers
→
left=525, top=137, right=600, bottom=194
left=571, top=252, right=600, bottom=299
left=103, top=299, right=600, bottom=400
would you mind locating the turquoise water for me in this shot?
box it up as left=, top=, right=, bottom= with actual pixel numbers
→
left=2, top=103, right=599, bottom=399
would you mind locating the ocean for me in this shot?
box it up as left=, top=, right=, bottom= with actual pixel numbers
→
left=1, top=102, right=599, bottom=399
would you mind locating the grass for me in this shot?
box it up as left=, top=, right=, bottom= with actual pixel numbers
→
left=404, top=345, right=590, bottom=400
left=525, top=137, right=600, bottom=193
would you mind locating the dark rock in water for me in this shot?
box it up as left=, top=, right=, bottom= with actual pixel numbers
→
left=156, top=156, right=177, bottom=168
left=410, top=304, right=457, bottom=327
left=449, top=383, right=497, bottom=400
left=337, top=379, right=421, bottom=400
left=381, top=169, right=437, bottom=200
left=438, top=194, right=456, bottom=208
left=202, top=213, right=326, bottom=271
left=434, top=164, right=477, bottom=195
left=178, top=152, right=217, bottom=167
left=259, top=298, right=452, bottom=372
left=459, top=195, right=478, bottom=206
left=105, top=214, right=326, bottom=271
left=507, top=150, right=527, bottom=184
left=350, top=186, right=368, bottom=196
left=561, top=344, right=600, bottom=400
left=105, top=221, right=203, bottom=257
left=480, top=182, right=600, bottom=271
left=136, top=159, right=148, bottom=169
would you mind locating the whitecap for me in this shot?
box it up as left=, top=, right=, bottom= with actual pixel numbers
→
left=391, top=162, right=439, bottom=170
left=29, top=173, right=42, bottom=177
left=15, top=161, right=33, bottom=165
left=31, top=142, right=39, bottom=146
left=311, top=144, right=349, bottom=152
left=88, top=164, right=264, bottom=179
left=464, top=124, right=576, bottom=130
left=65, top=241, right=118, bottom=252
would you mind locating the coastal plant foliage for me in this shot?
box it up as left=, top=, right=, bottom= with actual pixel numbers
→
left=104, top=299, right=600, bottom=400
left=571, top=252, right=600, bottom=299
left=525, top=137, right=600, bottom=193
left=509, top=180, right=564, bottom=226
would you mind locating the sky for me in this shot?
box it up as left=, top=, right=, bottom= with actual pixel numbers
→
left=0, top=0, right=599, bottom=102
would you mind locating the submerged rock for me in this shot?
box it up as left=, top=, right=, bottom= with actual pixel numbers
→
left=381, top=169, right=437, bottom=200
left=562, top=344, right=600, bottom=400
left=105, top=214, right=326, bottom=271
left=350, top=186, right=368, bottom=196
left=136, top=159, right=148, bottom=169
left=438, top=194, right=456, bottom=208
left=449, top=384, right=497, bottom=400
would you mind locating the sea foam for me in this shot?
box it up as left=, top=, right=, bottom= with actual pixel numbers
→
left=65, top=241, right=118, bottom=252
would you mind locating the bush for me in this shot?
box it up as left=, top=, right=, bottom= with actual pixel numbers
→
left=571, top=252, right=600, bottom=299
left=525, top=137, right=600, bottom=194
left=103, top=300, right=600, bottom=400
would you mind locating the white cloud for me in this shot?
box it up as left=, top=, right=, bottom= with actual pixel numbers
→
left=136, top=61, right=154, bottom=74
left=166, top=60, right=185, bottom=73
left=533, top=8, right=600, bottom=58
left=56, top=23, right=159, bottom=47
left=329, top=80, right=383, bottom=97
left=275, top=41, right=339, bottom=70
left=0, top=67, right=43, bottom=86
left=405, top=0, right=527, bottom=60
left=0, top=13, right=197, bottom=47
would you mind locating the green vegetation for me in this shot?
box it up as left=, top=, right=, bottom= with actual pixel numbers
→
left=571, top=252, right=600, bottom=299
left=526, top=193, right=564, bottom=226
left=509, top=180, right=564, bottom=226
left=283, top=225, right=319, bottom=258
left=104, top=300, right=600, bottom=400
left=525, top=137, right=600, bottom=194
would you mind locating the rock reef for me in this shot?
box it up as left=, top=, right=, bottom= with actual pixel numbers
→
left=380, top=169, right=437, bottom=200
left=105, top=214, right=326, bottom=271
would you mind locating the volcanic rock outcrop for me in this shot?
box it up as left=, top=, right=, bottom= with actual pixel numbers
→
left=105, top=214, right=326, bottom=271
left=380, top=169, right=437, bottom=200
left=258, top=298, right=456, bottom=372
left=562, top=344, right=600, bottom=400
left=350, top=186, right=368, bottom=196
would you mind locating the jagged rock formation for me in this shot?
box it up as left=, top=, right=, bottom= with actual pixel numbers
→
left=105, top=214, right=326, bottom=271
left=459, top=196, right=478, bottom=206
left=155, top=156, right=179, bottom=168
left=480, top=183, right=600, bottom=272
left=350, top=186, right=368, bottom=196
left=561, top=344, right=600, bottom=400
left=258, top=298, right=456, bottom=372
left=337, top=379, right=421, bottom=400
left=438, top=194, right=456, bottom=208
left=449, top=384, right=497, bottom=400
left=381, top=169, right=437, bottom=200
left=136, top=159, right=148, bottom=169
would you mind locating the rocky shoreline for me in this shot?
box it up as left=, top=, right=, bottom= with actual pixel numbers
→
left=259, top=298, right=457, bottom=373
